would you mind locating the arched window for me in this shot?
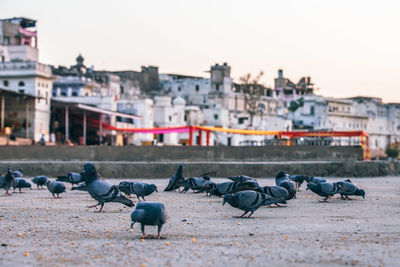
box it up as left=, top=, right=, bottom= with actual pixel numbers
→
left=18, top=81, right=25, bottom=87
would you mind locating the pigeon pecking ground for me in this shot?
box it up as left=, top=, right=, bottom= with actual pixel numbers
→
left=0, top=177, right=399, bottom=266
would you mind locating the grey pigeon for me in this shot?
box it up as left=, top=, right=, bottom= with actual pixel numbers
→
left=209, top=181, right=259, bottom=197
left=12, top=169, right=24, bottom=178
left=223, top=190, right=286, bottom=218
left=13, top=178, right=32, bottom=193
left=274, top=171, right=296, bottom=200
left=0, top=168, right=15, bottom=195
left=227, top=175, right=254, bottom=183
left=337, top=181, right=365, bottom=199
left=81, top=163, right=134, bottom=212
left=71, top=182, right=88, bottom=192
left=56, top=172, right=83, bottom=185
left=290, top=175, right=309, bottom=190
left=46, top=180, right=67, bottom=198
left=256, top=185, right=289, bottom=201
left=131, top=201, right=167, bottom=239
left=164, top=164, right=184, bottom=191
left=180, top=177, right=210, bottom=193
left=306, top=177, right=326, bottom=184
left=118, top=182, right=158, bottom=200
left=31, top=176, right=48, bottom=189
left=306, top=182, right=343, bottom=201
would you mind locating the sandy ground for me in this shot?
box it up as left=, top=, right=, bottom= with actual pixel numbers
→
left=0, top=177, right=400, bottom=267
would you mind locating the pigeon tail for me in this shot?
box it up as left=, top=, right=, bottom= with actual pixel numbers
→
left=115, top=195, right=135, bottom=207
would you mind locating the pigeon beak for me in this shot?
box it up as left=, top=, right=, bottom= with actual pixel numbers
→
left=362, top=195, right=365, bottom=199
left=131, top=222, right=135, bottom=228
left=156, top=189, right=158, bottom=192
left=306, top=188, right=309, bottom=191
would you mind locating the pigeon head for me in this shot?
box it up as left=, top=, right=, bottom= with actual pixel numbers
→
left=202, top=175, right=211, bottom=181
left=222, top=194, right=234, bottom=206
left=276, top=171, right=286, bottom=179
left=150, top=184, right=158, bottom=193
left=81, top=163, right=98, bottom=182
left=355, top=189, right=365, bottom=198
left=7, top=168, right=12, bottom=173
left=131, top=209, right=146, bottom=227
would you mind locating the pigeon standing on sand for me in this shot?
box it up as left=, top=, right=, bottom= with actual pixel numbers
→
left=0, top=168, right=15, bottom=195
left=13, top=178, right=32, bottom=193
left=209, top=181, right=259, bottom=197
left=306, top=182, right=343, bottom=202
left=180, top=177, right=210, bottom=193
left=223, top=190, right=286, bottom=218
left=81, top=163, right=134, bottom=212
left=164, top=164, right=185, bottom=191
left=46, top=180, right=67, bottom=198
left=118, top=182, right=158, bottom=201
left=337, top=181, right=365, bottom=200
left=31, top=176, right=48, bottom=189
left=275, top=171, right=296, bottom=200
left=131, top=201, right=167, bottom=239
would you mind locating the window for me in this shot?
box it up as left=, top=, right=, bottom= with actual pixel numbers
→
left=61, top=92, right=67, bottom=96
left=1, top=56, right=4, bottom=62
left=216, top=84, right=219, bottom=91
left=18, top=81, right=25, bottom=87
left=72, top=92, right=78, bottom=96
left=214, top=114, right=218, bottom=120
left=310, top=106, right=315, bottom=115
left=3, top=80, right=9, bottom=87
left=238, top=117, right=247, bottom=124
left=37, top=90, right=41, bottom=103
left=195, top=85, right=199, bottom=92
left=46, top=92, right=48, bottom=105
left=178, top=87, right=181, bottom=92
left=3, top=36, right=10, bottom=45
left=169, top=116, right=172, bottom=122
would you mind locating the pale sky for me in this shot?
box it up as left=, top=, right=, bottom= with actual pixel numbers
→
left=1, top=0, right=399, bottom=102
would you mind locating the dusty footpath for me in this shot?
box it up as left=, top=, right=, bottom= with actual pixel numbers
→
left=1, top=177, right=400, bottom=267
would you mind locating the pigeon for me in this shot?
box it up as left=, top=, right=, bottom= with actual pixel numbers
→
left=256, top=185, right=289, bottom=201
left=274, top=171, right=296, bottom=200
left=81, top=163, right=134, bottom=212
left=223, top=190, right=286, bottom=218
left=46, top=180, right=67, bottom=198
left=56, top=172, right=83, bottom=185
left=306, top=177, right=327, bottom=184
left=118, top=182, right=158, bottom=200
left=275, top=171, right=291, bottom=185
left=209, top=181, right=259, bottom=197
left=194, top=181, right=217, bottom=195
left=131, top=201, right=167, bottom=239
left=12, top=169, right=24, bottom=178
left=278, top=181, right=297, bottom=200
left=164, top=164, right=185, bottom=191
left=337, top=181, right=365, bottom=200
left=31, top=176, right=48, bottom=189
left=0, top=168, right=15, bottom=195
left=13, top=178, right=32, bottom=193
left=227, top=175, right=255, bottom=183
left=71, top=182, right=88, bottom=191
left=180, top=177, right=211, bottom=193
left=290, top=175, right=309, bottom=190
left=306, top=182, right=343, bottom=201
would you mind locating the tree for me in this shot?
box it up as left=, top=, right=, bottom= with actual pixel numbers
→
left=288, top=98, right=304, bottom=113
left=239, top=71, right=265, bottom=127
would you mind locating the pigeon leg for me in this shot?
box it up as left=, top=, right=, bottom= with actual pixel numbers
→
left=19, top=188, right=22, bottom=193
left=95, top=203, right=105, bottom=213
left=52, top=193, right=56, bottom=198
left=239, top=211, right=249, bottom=218
left=320, top=196, right=331, bottom=202
left=142, top=196, right=146, bottom=201
left=141, top=224, right=146, bottom=239
left=340, top=194, right=346, bottom=200
left=247, top=211, right=254, bottom=218
left=157, top=224, right=163, bottom=239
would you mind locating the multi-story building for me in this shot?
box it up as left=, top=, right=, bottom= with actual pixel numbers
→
left=0, top=17, right=53, bottom=142
left=274, top=69, right=314, bottom=103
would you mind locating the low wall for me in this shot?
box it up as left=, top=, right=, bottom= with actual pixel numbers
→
left=0, top=146, right=363, bottom=162
left=0, top=160, right=398, bottom=178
